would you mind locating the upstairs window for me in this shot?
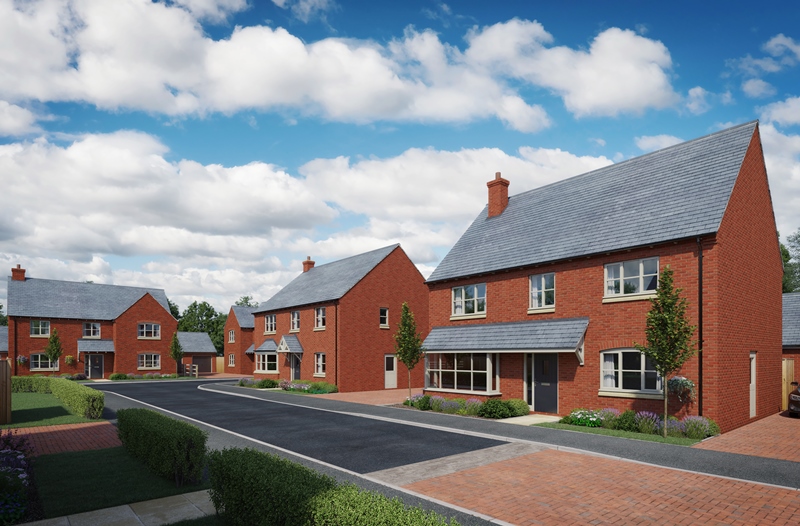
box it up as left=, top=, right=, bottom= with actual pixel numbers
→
left=379, top=308, right=389, bottom=328
left=138, top=323, right=161, bottom=339
left=228, top=330, right=235, bottom=343
left=265, top=314, right=276, bottom=334
left=452, top=284, right=486, bottom=317
left=529, top=273, right=555, bottom=310
left=291, top=311, right=300, bottom=331
left=605, top=257, right=659, bottom=297
left=83, top=322, right=101, bottom=338
left=30, top=320, right=50, bottom=337
left=315, top=307, right=326, bottom=329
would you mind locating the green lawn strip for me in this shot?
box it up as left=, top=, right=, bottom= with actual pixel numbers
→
left=1, top=392, right=93, bottom=429
left=34, top=447, right=210, bottom=518
left=534, top=422, right=701, bottom=446
left=167, top=515, right=225, bottom=526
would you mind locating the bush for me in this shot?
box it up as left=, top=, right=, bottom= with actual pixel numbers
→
left=416, top=395, right=432, bottom=411
left=597, top=408, right=620, bottom=429
left=464, top=398, right=482, bottom=416
left=477, top=399, right=513, bottom=419
left=429, top=396, right=446, bottom=412
left=0, top=430, right=33, bottom=526
left=117, top=408, right=207, bottom=487
left=256, top=378, right=279, bottom=389
left=238, top=378, right=255, bottom=387
left=565, top=409, right=602, bottom=427
left=11, top=376, right=52, bottom=393
left=110, top=373, right=129, bottom=381
left=682, top=416, right=720, bottom=439
left=507, top=398, right=531, bottom=417
left=308, top=381, right=338, bottom=394
left=440, top=400, right=463, bottom=414
left=71, top=373, right=87, bottom=381
left=615, top=410, right=638, bottom=432
left=635, top=411, right=661, bottom=435
left=144, top=373, right=155, bottom=379
left=663, top=417, right=686, bottom=437
left=49, top=378, right=105, bottom=419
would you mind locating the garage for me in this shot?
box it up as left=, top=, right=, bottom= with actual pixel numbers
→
left=192, top=355, right=213, bottom=373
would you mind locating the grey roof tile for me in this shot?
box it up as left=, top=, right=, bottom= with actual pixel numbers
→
left=244, top=343, right=256, bottom=355
left=278, top=334, right=304, bottom=354
left=177, top=331, right=217, bottom=354
left=255, top=245, right=399, bottom=312
left=77, top=339, right=115, bottom=353
left=0, top=326, right=7, bottom=353
left=785, top=293, right=800, bottom=347
left=231, top=306, right=257, bottom=329
left=7, top=277, right=172, bottom=321
left=428, top=122, right=758, bottom=282
left=423, top=318, right=589, bottom=351
left=255, top=340, right=277, bottom=352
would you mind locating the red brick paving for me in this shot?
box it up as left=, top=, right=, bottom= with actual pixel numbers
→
left=693, top=413, right=800, bottom=462
left=405, top=449, right=800, bottom=525
left=9, top=421, right=121, bottom=456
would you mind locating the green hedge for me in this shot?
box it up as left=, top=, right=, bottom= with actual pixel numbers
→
left=11, top=377, right=104, bottom=418
left=208, top=448, right=460, bottom=526
left=116, top=409, right=207, bottom=487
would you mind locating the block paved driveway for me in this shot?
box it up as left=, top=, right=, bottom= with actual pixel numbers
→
left=94, top=381, right=800, bottom=525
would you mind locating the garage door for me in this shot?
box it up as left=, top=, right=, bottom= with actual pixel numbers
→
left=192, top=356, right=213, bottom=373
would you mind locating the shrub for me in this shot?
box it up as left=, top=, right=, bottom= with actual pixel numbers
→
left=279, top=379, right=291, bottom=390
left=110, top=373, right=129, bottom=381
left=0, top=430, right=33, bottom=526
left=71, top=373, right=87, bottom=381
left=11, top=376, right=52, bottom=393
left=635, top=411, right=662, bottom=435
left=597, top=408, right=620, bottom=429
left=615, top=410, right=638, bottom=432
left=682, top=416, right=720, bottom=439
left=429, top=396, right=446, bottom=412
left=238, top=378, right=255, bottom=387
left=507, top=398, right=531, bottom=417
left=663, top=417, right=686, bottom=437
left=117, top=409, right=207, bottom=487
left=440, top=400, right=463, bottom=414
left=415, top=395, right=432, bottom=411
left=565, top=409, right=602, bottom=427
left=256, top=379, right=279, bottom=389
left=134, top=374, right=144, bottom=379
left=463, top=398, right=482, bottom=416
left=49, top=378, right=105, bottom=418
left=477, top=399, right=513, bottom=419
left=144, top=373, right=155, bottom=379
left=308, top=381, right=338, bottom=394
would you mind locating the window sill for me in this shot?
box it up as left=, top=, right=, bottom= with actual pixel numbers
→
left=313, top=327, right=326, bottom=332
left=138, top=337, right=161, bottom=341
left=138, top=367, right=161, bottom=371
left=379, top=325, right=390, bottom=330
left=264, top=331, right=276, bottom=335
left=30, top=335, right=50, bottom=338
left=527, top=307, right=555, bottom=315
left=255, top=370, right=279, bottom=374
left=449, top=313, right=487, bottom=321
left=314, top=373, right=326, bottom=378
left=598, top=389, right=663, bottom=400
left=30, top=368, right=59, bottom=372
left=425, top=387, right=500, bottom=396
left=289, top=329, right=299, bottom=333
left=602, top=293, right=656, bottom=304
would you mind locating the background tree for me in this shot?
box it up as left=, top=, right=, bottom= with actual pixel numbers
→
left=634, top=266, right=696, bottom=437
left=168, top=299, right=181, bottom=320
left=784, top=229, right=800, bottom=293
left=44, top=328, right=63, bottom=368
left=178, top=301, right=227, bottom=354
left=394, top=302, right=425, bottom=402
left=235, top=296, right=259, bottom=308
left=0, top=303, right=7, bottom=326
left=169, top=332, right=184, bottom=374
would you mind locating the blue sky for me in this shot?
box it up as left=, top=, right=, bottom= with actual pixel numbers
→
left=1, top=0, right=799, bottom=312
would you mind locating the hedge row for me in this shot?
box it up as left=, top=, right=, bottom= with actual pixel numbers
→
left=116, top=408, right=207, bottom=487
left=11, top=377, right=104, bottom=418
left=208, top=448, right=460, bottom=526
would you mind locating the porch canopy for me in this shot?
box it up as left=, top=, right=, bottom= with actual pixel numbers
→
left=77, top=339, right=115, bottom=359
left=423, top=317, right=589, bottom=365
left=254, top=340, right=277, bottom=354
left=276, top=335, right=303, bottom=354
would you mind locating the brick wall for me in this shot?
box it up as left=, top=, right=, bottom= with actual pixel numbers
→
left=112, top=293, right=178, bottom=376
left=224, top=309, right=254, bottom=375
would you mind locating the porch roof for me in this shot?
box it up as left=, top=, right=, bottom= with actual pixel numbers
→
left=423, top=318, right=589, bottom=353
left=244, top=344, right=255, bottom=355
left=255, top=340, right=278, bottom=353
left=277, top=334, right=303, bottom=354
left=77, top=339, right=116, bottom=353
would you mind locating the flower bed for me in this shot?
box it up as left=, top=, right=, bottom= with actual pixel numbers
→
left=560, top=408, right=720, bottom=439
left=109, top=373, right=180, bottom=381
left=0, top=430, right=35, bottom=525
left=403, top=395, right=529, bottom=419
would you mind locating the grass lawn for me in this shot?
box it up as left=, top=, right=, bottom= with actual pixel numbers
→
left=535, top=422, right=702, bottom=446
left=34, top=447, right=210, bottom=518
left=1, top=393, right=93, bottom=429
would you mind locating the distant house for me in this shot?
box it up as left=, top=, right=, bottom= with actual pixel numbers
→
left=249, top=244, right=429, bottom=392
left=4, top=265, right=213, bottom=377
left=783, top=292, right=800, bottom=408
left=222, top=305, right=257, bottom=375
left=423, top=121, right=782, bottom=433
left=177, top=331, right=218, bottom=374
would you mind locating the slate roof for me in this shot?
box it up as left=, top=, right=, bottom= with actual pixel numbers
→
left=423, top=318, right=590, bottom=352
left=7, top=277, right=172, bottom=321
left=255, top=340, right=278, bottom=353
left=77, top=339, right=115, bottom=353
left=428, top=121, right=758, bottom=282
left=785, top=293, right=800, bottom=348
left=277, top=334, right=304, bottom=354
left=244, top=344, right=256, bottom=355
left=255, top=245, right=399, bottom=312
left=0, top=326, right=7, bottom=353
left=231, top=306, right=257, bottom=329
left=177, top=332, right=217, bottom=354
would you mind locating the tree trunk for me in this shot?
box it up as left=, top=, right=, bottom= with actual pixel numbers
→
left=408, top=370, right=412, bottom=403
left=663, top=383, right=668, bottom=438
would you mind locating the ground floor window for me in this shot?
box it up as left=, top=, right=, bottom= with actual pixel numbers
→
left=315, top=353, right=326, bottom=376
left=228, top=353, right=235, bottom=367
left=601, top=349, right=661, bottom=392
left=256, top=353, right=278, bottom=373
left=426, top=353, right=499, bottom=393
left=138, top=353, right=161, bottom=370
left=30, top=353, right=58, bottom=371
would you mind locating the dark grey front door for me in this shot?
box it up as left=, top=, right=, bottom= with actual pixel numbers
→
left=533, top=353, right=558, bottom=413
left=87, top=355, right=103, bottom=379
left=291, top=354, right=301, bottom=380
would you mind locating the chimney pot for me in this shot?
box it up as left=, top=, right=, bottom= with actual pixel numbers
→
left=487, top=172, right=510, bottom=218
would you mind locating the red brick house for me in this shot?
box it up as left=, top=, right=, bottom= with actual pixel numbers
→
left=423, top=121, right=782, bottom=433
left=250, top=244, right=429, bottom=392
left=5, top=266, right=214, bottom=377
left=222, top=305, right=257, bottom=375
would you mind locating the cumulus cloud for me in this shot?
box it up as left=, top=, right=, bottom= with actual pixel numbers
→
left=635, top=134, right=683, bottom=152
left=742, top=78, right=777, bottom=98
left=760, top=96, right=800, bottom=127
left=760, top=124, right=800, bottom=239
left=171, top=0, right=248, bottom=23
left=0, top=101, right=39, bottom=135
left=685, top=86, right=711, bottom=115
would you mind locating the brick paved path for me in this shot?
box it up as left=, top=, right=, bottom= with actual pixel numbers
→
left=406, top=449, right=800, bottom=525
left=10, top=421, right=122, bottom=456
left=692, top=413, right=800, bottom=462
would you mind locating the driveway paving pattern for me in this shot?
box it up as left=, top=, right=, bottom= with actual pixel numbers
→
left=693, top=413, right=800, bottom=462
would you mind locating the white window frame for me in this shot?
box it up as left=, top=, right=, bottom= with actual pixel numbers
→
left=315, top=352, right=326, bottom=376
left=83, top=322, right=101, bottom=339
left=379, top=307, right=389, bottom=328
left=604, top=257, right=659, bottom=298
left=256, top=353, right=278, bottom=373
left=290, top=311, right=300, bottom=332
left=451, top=284, right=486, bottom=318
left=425, top=352, right=499, bottom=394
left=30, top=353, right=59, bottom=371
left=315, top=307, right=326, bottom=330
left=599, top=349, right=662, bottom=395
left=529, top=273, right=555, bottom=311
left=138, top=323, right=161, bottom=340
left=264, top=314, right=276, bottom=334
left=30, top=320, right=50, bottom=337
left=228, top=353, right=235, bottom=367
left=137, top=353, right=161, bottom=370
left=228, top=330, right=235, bottom=343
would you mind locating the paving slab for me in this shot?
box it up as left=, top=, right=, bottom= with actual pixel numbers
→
left=130, top=493, right=206, bottom=526
left=693, top=412, right=800, bottom=462
left=63, top=505, right=142, bottom=526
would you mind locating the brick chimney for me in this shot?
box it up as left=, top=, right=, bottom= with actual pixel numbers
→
left=302, top=256, right=315, bottom=273
left=487, top=172, right=510, bottom=218
left=11, top=264, right=25, bottom=281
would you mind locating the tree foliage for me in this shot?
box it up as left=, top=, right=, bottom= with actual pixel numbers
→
left=0, top=303, right=7, bottom=326
left=235, top=296, right=259, bottom=308
left=784, top=229, right=800, bottom=293
left=44, top=328, right=64, bottom=365
left=394, top=302, right=425, bottom=401
left=168, top=299, right=181, bottom=320
left=634, top=266, right=696, bottom=437
left=178, top=301, right=227, bottom=353
left=170, top=332, right=184, bottom=373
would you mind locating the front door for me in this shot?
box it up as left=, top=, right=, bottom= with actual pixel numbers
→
left=384, top=354, right=397, bottom=389
left=291, top=354, right=301, bottom=380
left=532, top=353, right=558, bottom=413
left=85, top=355, right=104, bottom=379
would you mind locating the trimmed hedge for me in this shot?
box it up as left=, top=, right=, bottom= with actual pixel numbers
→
left=117, top=409, right=207, bottom=487
left=11, top=377, right=104, bottom=418
left=208, top=448, right=460, bottom=526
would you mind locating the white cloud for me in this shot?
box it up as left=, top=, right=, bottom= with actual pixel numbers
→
left=742, top=78, right=777, bottom=98
left=760, top=96, right=800, bottom=127
left=763, top=34, right=800, bottom=61
left=0, top=101, right=38, bottom=135
left=635, top=134, right=683, bottom=152
left=171, top=0, right=248, bottom=23
left=685, top=86, right=711, bottom=115
left=271, top=0, right=334, bottom=23
left=760, top=124, right=800, bottom=239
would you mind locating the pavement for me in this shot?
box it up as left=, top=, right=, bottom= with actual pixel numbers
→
left=17, top=382, right=800, bottom=525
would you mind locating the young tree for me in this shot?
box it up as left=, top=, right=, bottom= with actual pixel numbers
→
left=169, top=332, right=184, bottom=374
left=634, top=266, right=697, bottom=437
left=394, top=302, right=425, bottom=402
left=235, top=296, right=259, bottom=308
left=44, top=328, right=63, bottom=368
